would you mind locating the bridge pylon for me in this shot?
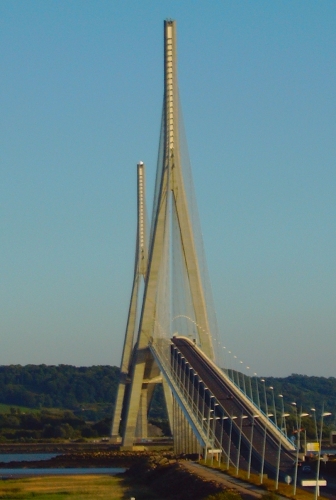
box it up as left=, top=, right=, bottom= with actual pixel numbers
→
left=111, top=20, right=214, bottom=449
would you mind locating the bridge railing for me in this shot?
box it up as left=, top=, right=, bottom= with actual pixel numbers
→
left=150, top=337, right=235, bottom=465
left=188, top=339, right=295, bottom=452
left=226, top=380, right=291, bottom=443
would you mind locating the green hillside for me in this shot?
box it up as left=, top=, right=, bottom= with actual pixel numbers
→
left=0, top=365, right=334, bottom=442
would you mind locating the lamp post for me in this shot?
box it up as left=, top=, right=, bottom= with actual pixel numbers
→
left=240, top=361, right=246, bottom=393
left=189, top=368, right=194, bottom=409
left=260, top=421, right=267, bottom=484
left=222, top=346, right=229, bottom=377
left=275, top=427, right=282, bottom=491
left=311, top=408, right=318, bottom=442
left=259, top=404, right=274, bottom=485
left=291, top=403, right=299, bottom=495
left=293, top=407, right=310, bottom=496
left=269, top=386, right=277, bottom=427
left=315, top=409, right=332, bottom=500
left=179, top=354, right=184, bottom=382
left=227, top=415, right=237, bottom=470
left=172, top=346, right=177, bottom=379
left=261, top=379, right=268, bottom=417
left=275, top=411, right=290, bottom=490
left=236, top=413, right=248, bottom=475
left=206, top=395, right=215, bottom=461
left=228, top=350, right=233, bottom=381
left=204, top=400, right=214, bottom=462
left=254, top=373, right=260, bottom=408
left=246, top=366, right=253, bottom=400
left=183, top=360, right=189, bottom=394
left=201, top=386, right=209, bottom=432
left=233, top=355, right=238, bottom=387
left=278, top=395, right=285, bottom=435
left=191, top=370, right=197, bottom=414
left=196, top=375, right=200, bottom=417
left=304, top=428, right=307, bottom=455
left=247, top=414, right=260, bottom=478
left=211, top=402, right=219, bottom=465
left=219, top=413, right=228, bottom=465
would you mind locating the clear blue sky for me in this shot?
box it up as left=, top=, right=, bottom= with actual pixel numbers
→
left=1, top=1, right=335, bottom=377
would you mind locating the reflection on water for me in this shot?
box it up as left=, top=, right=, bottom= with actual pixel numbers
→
left=0, top=454, right=126, bottom=476
left=0, top=468, right=126, bottom=476
left=0, top=454, right=60, bottom=463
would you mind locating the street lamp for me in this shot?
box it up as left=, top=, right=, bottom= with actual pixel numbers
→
left=260, top=379, right=268, bottom=417
left=236, top=414, right=248, bottom=475
left=254, top=373, right=261, bottom=408
left=315, top=409, right=332, bottom=500
left=260, top=421, right=267, bottom=484
left=246, top=366, right=253, bottom=400
left=293, top=407, right=310, bottom=496
left=291, top=403, right=299, bottom=494
left=278, top=395, right=286, bottom=436
left=275, top=410, right=291, bottom=491
left=183, top=360, right=189, bottom=391
left=222, top=346, right=229, bottom=377
left=211, top=402, right=219, bottom=465
left=228, top=351, right=233, bottom=381
left=275, top=428, right=282, bottom=490
left=172, top=346, right=178, bottom=378
left=269, top=386, right=277, bottom=427
left=247, top=414, right=260, bottom=478
left=219, top=413, right=228, bottom=465
left=259, top=402, right=275, bottom=486
left=227, top=415, right=237, bottom=470
left=179, top=356, right=186, bottom=394
left=239, top=361, right=246, bottom=393
left=205, top=397, right=214, bottom=462
left=233, top=355, right=238, bottom=387
left=311, top=408, right=318, bottom=442
left=201, top=386, right=209, bottom=429
left=184, top=361, right=190, bottom=398
left=195, top=375, right=201, bottom=417
left=190, top=369, right=196, bottom=413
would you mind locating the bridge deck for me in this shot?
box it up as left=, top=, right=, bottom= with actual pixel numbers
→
left=172, top=336, right=295, bottom=478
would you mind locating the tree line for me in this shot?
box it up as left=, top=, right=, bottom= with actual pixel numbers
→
left=0, top=365, right=119, bottom=416
left=0, top=364, right=334, bottom=441
left=0, top=408, right=111, bottom=442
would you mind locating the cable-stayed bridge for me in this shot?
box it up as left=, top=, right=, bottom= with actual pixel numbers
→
left=111, top=19, right=296, bottom=481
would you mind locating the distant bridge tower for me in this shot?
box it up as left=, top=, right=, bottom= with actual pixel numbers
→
left=111, top=20, right=214, bottom=449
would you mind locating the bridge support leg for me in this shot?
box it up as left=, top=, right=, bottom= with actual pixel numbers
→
left=136, top=387, right=148, bottom=439
left=162, top=378, right=173, bottom=435
left=121, top=353, right=146, bottom=449
left=110, top=376, right=125, bottom=443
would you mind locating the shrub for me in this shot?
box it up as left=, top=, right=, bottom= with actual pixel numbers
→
left=204, top=492, right=242, bottom=500
left=261, top=493, right=279, bottom=500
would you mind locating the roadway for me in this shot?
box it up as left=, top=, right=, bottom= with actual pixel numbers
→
left=172, top=336, right=296, bottom=480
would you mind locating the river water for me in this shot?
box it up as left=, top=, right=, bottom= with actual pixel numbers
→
left=0, top=453, right=126, bottom=476
left=0, top=468, right=126, bottom=476
left=0, top=453, right=60, bottom=463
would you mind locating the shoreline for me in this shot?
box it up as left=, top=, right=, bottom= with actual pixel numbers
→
left=0, top=442, right=120, bottom=454
left=0, top=450, right=169, bottom=469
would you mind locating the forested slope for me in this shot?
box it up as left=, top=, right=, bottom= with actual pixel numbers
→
left=0, top=365, right=119, bottom=411
left=0, top=365, right=334, bottom=435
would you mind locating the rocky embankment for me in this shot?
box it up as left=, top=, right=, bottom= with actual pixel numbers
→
left=125, top=455, right=236, bottom=500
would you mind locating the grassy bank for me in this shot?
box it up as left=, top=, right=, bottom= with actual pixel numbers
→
left=0, top=459, right=243, bottom=500
left=0, top=474, right=160, bottom=500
